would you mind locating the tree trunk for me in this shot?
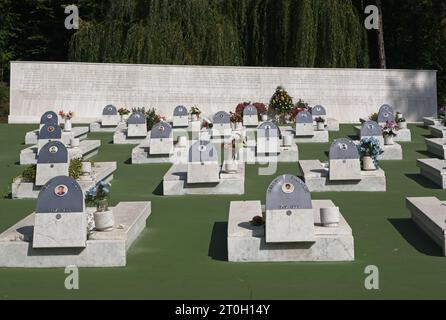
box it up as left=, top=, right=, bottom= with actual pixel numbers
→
left=376, top=0, right=387, bottom=69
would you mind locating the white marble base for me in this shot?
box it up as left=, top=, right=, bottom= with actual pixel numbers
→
left=227, top=200, right=354, bottom=262
left=20, top=140, right=101, bottom=165
left=423, top=117, right=441, bottom=127
left=280, top=127, right=329, bottom=143
left=131, top=139, right=189, bottom=164
left=299, top=160, right=386, bottom=192
left=351, top=140, right=402, bottom=160
left=163, top=163, right=245, bottom=195
left=406, top=197, right=446, bottom=256
left=0, top=202, right=151, bottom=267
left=25, top=127, right=89, bottom=145
left=113, top=128, right=149, bottom=145
left=89, top=121, right=125, bottom=133
left=417, top=158, right=446, bottom=189
left=353, top=125, right=411, bottom=142
left=429, top=125, right=446, bottom=138
left=426, top=138, right=446, bottom=159
left=12, top=162, right=117, bottom=199
left=238, top=143, right=299, bottom=163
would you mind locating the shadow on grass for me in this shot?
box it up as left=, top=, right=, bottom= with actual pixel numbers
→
left=208, top=222, right=228, bottom=261
left=152, top=181, right=163, bottom=196
left=124, top=158, right=132, bottom=165
left=422, top=134, right=435, bottom=139
left=416, top=150, right=434, bottom=158
left=388, top=218, right=443, bottom=257
left=405, top=173, right=440, bottom=189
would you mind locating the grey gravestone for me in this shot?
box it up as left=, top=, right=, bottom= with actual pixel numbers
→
left=379, top=104, right=394, bottom=115
left=378, top=106, right=395, bottom=123
left=127, top=112, right=147, bottom=137
left=243, top=105, right=259, bottom=127
left=295, top=111, right=314, bottom=136
left=265, top=175, right=315, bottom=243
left=311, top=105, right=327, bottom=117
left=36, top=141, right=69, bottom=186
left=102, top=105, right=120, bottom=126
left=149, top=122, right=173, bottom=155
left=329, top=138, right=361, bottom=181
left=213, top=111, right=231, bottom=133
left=187, top=141, right=220, bottom=184
left=33, top=176, right=87, bottom=248
left=173, top=105, right=189, bottom=127
left=40, top=111, right=59, bottom=128
left=257, top=122, right=280, bottom=154
left=360, top=121, right=382, bottom=137
left=38, top=124, right=62, bottom=152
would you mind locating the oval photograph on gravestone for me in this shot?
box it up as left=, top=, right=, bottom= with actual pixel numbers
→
left=174, top=105, right=188, bottom=116
left=213, top=111, right=230, bottom=124
left=151, top=122, right=172, bottom=139
left=36, top=176, right=84, bottom=213
left=189, top=140, right=218, bottom=163
left=38, top=141, right=68, bottom=164
left=311, top=105, right=327, bottom=116
left=329, top=138, right=360, bottom=160
left=40, top=111, right=59, bottom=126
left=102, top=104, right=117, bottom=115
left=266, top=175, right=312, bottom=210
left=258, top=121, right=280, bottom=137
left=39, top=124, right=62, bottom=140
left=360, top=121, right=382, bottom=137
left=296, top=111, right=313, bottom=123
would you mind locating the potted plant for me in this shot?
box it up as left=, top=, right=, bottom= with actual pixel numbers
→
left=395, top=112, right=407, bottom=129
left=382, top=121, right=399, bottom=145
left=190, top=106, right=201, bottom=121
left=359, top=137, right=383, bottom=171
left=315, top=117, right=325, bottom=131
left=230, top=112, right=243, bottom=130
left=369, top=112, right=378, bottom=122
left=118, top=107, right=130, bottom=122
left=59, top=110, right=74, bottom=132
left=250, top=215, right=265, bottom=227
left=253, top=102, right=268, bottom=121
left=85, top=181, right=114, bottom=232
left=223, top=139, right=239, bottom=173
left=269, top=86, right=294, bottom=125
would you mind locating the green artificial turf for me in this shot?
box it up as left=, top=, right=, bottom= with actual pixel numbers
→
left=0, top=123, right=446, bottom=300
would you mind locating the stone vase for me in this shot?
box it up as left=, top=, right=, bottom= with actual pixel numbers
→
left=261, top=114, right=268, bottom=122
left=384, top=135, right=394, bottom=145
left=224, top=161, right=238, bottom=173
left=177, top=135, right=188, bottom=147
left=64, top=119, right=72, bottom=132
left=70, top=137, right=80, bottom=147
left=399, top=121, right=407, bottom=129
left=282, top=134, right=293, bottom=147
left=320, top=207, right=340, bottom=227
left=191, top=114, right=199, bottom=121
left=362, top=155, right=376, bottom=171
left=93, top=210, right=114, bottom=232
left=316, top=122, right=325, bottom=131
left=121, top=114, right=129, bottom=122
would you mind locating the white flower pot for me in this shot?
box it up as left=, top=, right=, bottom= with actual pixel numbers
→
left=121, top=114, right=129, bottom=122
left=235, top=122, right=243, bottom=130
left=224, top=161, right=238, bottom=173
left=191, top=114, right=199, bottom=121
left=64, top=119, right=72, bottom=132
left=320, top=207, right=340, bottom=227
left=384, top=135, right=394, bottom=146
left=282, top=134, right=293, bottom=147
left=261, top=115, right=268, bottom=122
left=94, top=210, right=115, bottom=232
left=362, top=155, right=376, bottom=171
left=70, top=137, right=80, bottom=148
left=177, top=136, right=188, bottom=147
left=316, top=122, right=325, bottom=131
left=399, top=122, right=407, bottom=129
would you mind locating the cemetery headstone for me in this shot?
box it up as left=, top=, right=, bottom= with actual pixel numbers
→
left=311, top=105, right=327, bottom=119
left=213, top=111, right=231, bottom=134
left=40, top=111, right=59, bottom=129
left=33, top=176, right=87, bottom=248
left=37, top=124, right=62, bottom=152
left=360, top=121, right=382, bottom=138
left=173, top=105, right=189, bottom=127
left=265, top=175, right=315, bottom=243
left=101, top=105, right=120, bottom=127
left=295, top=111, right=314, bottom=136
left=149, top=122, right=173, bottom=155
left=257, top=121, right=280, bottom=154
left=35, top=141, right=69, bottom=186
left=378, top=104, right=395, bottom=123
left=127, top=112, right=147, bottom=138
left=329, top=138, right=361, bottom=181
left=243, top=105, right=259, bottom=127
left=187, top=141, right=220, bottom=184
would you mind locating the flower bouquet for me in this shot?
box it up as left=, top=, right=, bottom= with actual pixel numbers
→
left=359, top=137, right=383, bottom=170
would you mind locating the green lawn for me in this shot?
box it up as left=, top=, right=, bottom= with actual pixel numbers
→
left=0, top=123, right=445, bottom=300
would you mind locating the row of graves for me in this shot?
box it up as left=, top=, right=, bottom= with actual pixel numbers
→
left=0, top=176, right=151, bottom=267
left=20, top=111, right=101, bottom=165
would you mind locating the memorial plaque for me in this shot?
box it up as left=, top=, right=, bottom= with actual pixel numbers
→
left=257, top=122, right=280, bottom=154
left=127, top=112, right=147, bottom=137
left=213, top=111, right=231, bottom=134
left=37, top=124, right=62, bottom=152
left=295, top=111, right=314, bottom=136
left=35, top=141, right=69, bottom=186
left=187, top=141, right=220, bottom=184
left=329, top=138, right=361, bottom=181
left=149, top=122, right=173, bottom=155
left=243, top=105, right=259, bottom=127
left=173, top=105, right=189, bottom=127
left=378, top=104, right=395, bottom=124
left=265, top=175, right=315, bottom=243
left=311, top=105, right=327, bottom=117
left=102, top=104, right=120, bottom=127
left=360, top=120, right=383, bottom=145
left=33, top=176, right=87, bottom=248
left=40, top=111, right=59, bottom=129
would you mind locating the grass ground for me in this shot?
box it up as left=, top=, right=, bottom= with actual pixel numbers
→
left=0, top=123, right=445, bottom=300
